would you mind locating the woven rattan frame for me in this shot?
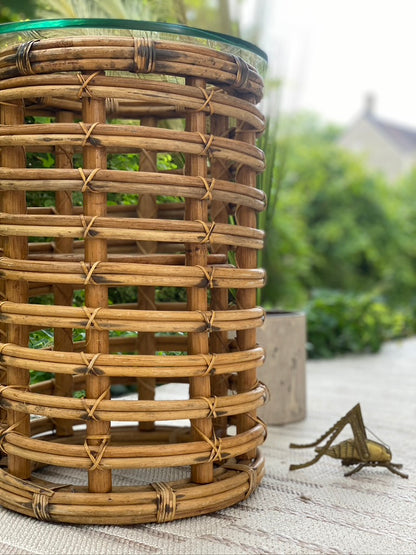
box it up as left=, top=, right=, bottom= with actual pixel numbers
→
left=0, top=31, right=267, bottom=525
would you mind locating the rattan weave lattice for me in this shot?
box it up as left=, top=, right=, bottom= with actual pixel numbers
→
left=0, top=25, right=267, bottom=525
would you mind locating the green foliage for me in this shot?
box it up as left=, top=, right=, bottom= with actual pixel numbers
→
left=30, top=329, right=54, bottom=349
left=259, top=111, right=416, bottom=357
left=22, top=0, right=235, bottom=31
left=262, top=112, right=416, bottom=309
left=29, top=330, right=54, bottom=384
left=306, top=290, right=415, bottom=359
left=107, top=153, right=140, bottom=172
left=73, top=389, right=87, bottom=399
left=156, top=287, right=187, bottom=303
left=0, top=0, right=38, bottom=22
left=28, top=0, right=186, bottom=20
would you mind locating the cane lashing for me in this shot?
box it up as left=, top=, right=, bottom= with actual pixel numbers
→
left=80, top=261, right=101, bottom=286
left=223, top=462, right=257, bottom=499
left=196, top=220, right=216, bottom=245
left=79, top=122, right=100, bottom=147
left=77, top=72, right=100, bottom=99
left=198, top=133, right=215, bottom=157
left=192, top=424, right=223, bottom=463
left=196, top=264, right=215, bottom=288
left=78, top=168, right=101, bottom=193
left=15, top=40, right=38, bottom=76
left=0, top=419, right=24, bottom=452
left=133, top=38, right=156, bottom=74
left=32, top=491, right=53, bottom=522
left=84, top=434, right=111, bottom=470
left=82, top=386, right=111, bottom=421
left=233, top=56, right=250, bottom=89
left=79, top=352, right=102, bottom=376
left=199, top=177, right=216, bottom=201
left=152, top=481, right=177, bottom=523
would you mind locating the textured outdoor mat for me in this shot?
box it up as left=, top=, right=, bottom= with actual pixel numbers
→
left=0, top=338, right=415, bottom=554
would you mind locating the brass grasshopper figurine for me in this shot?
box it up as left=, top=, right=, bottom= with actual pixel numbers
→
left=289, top=403, right=408, bottom=478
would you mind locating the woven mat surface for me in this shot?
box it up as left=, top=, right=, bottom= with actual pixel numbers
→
left=1, top=338, right=415, bottom=554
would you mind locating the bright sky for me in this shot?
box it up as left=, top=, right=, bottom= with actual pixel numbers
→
left=256, top=0, right=416, bottom=129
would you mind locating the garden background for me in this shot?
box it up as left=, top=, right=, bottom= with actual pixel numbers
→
left=2, top=0, right=416, bottom=360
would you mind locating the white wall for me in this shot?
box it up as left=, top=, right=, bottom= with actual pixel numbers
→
left=339, top=119, right=415, bottom=182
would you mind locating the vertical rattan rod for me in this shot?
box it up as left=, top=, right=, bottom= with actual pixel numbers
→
left=0, top=115, right=5, bottom=429
left=82, top=94, right=111, bottom=493
left=185, top=77, right=213, bottom=484
left=235, top=122, right=259, bottom=461
left=1, top=101, right=30, bottom=479
left=209, top=114, right=230, bottom=438
left=54, top=110, right=75, bottom=438
left=137, top=116, right=158, bottom=432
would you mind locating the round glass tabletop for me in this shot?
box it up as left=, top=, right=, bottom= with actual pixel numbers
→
left=0, top=18, right=267, bottom=69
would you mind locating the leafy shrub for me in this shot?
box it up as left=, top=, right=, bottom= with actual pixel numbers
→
left=261, top=113, right=416, bottom=309
left=306, top=290, right=415, bottom=359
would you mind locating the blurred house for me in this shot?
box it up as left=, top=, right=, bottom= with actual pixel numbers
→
left=338, top=95, right=416, bottom=181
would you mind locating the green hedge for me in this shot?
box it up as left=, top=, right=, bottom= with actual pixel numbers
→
left=306, top=290, right=415, bottom=359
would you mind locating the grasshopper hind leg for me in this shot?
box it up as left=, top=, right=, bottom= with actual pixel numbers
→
left=343, top=463, right=367, bottom=477
left=385, top=464, right=408, bottom=479
left=344, top=462, right=409, bottom=479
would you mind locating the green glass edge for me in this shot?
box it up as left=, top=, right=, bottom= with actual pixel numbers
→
left=0, top=18, right=267, bottom=62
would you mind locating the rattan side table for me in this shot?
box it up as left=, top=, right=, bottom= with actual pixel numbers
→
left=0, top=18, right=267, bottom=524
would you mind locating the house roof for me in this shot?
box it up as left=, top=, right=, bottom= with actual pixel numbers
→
left=366, top=114, right=416, bottom=153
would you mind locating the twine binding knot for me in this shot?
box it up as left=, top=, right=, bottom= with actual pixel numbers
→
left=201, top=353, right=217, bottom=376
left=196, top=220, right=216, bottom=245
left=198, top=310, right=216, bottom=333
left=196, top=264, right=215, bottom=288
left=82, top=385, right=110, bottom=422
left=79, top=121, right=100, bottom=147
left=198, top=132, right=215, bottom=157
left=196, top=87, right=217, bottom=115
left=0, top=418, right=26, bottom=453
left=84, top=433, right=110, bottom=470
left=80, top=261, right=100, bottom=285
left=80, top=214, right=98, bottom=239
left=192, top=425, right=223, bottom=463
left=80, top=352, right=101, bottom=376
left=79, top=167, right=100, bottom=193
left=199, top=176, right=216, bottom=201
left=77, top=71, right=100, bottom=98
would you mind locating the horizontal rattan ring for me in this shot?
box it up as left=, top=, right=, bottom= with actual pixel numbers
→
left=0, top=257, right=265, bottom=289
left=0, top=123, right=265, bottom=171
left=0, top=301, right=264, bottom=332
left=24, top=252, right=226, bottom=265
left=0, top=423, right=265, bottom=469
left=25, top=204, right=185, bottom=222
left=0, top=74, right=265, bottom=132
left=80, top=334, right=188, bottom=354
left=0, top=168, right=266, bottom=212
left=0, top=382, right=266, bottom=421
left=0, top=451, right=264, bottom=524
left=0, top=37, right=263, bottom=100
left=0, top=214, right=264, bottom=250
left=0, top=342, right=264, bottom=378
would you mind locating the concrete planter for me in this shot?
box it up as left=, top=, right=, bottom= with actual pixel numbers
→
left=257, top=311, right=307, bottom=425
